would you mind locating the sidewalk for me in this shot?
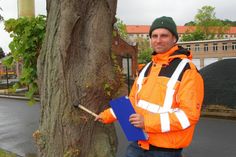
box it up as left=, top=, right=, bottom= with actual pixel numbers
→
left=0, top=88, right=40, bottom=101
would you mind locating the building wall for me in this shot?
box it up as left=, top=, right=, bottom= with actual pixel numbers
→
left=126, top=25, right=236, bottom=42
left=178, top=38, right=236, bottom=69
left=112, top=32, right=138, bottom=78
left=126, top=25, right=236, bottom=69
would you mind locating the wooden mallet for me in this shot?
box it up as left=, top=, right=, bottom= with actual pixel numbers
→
left=78, top=104, right=98, bottom=117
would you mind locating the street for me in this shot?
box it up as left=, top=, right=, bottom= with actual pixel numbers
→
left=0, top=98, right=236, bottom=157
left=0, top=98, right=39, bottom=156
left=115, top=117, right=236, bottom=157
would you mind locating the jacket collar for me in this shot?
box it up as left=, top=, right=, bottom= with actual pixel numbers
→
left=152, top=45, right=192, bottom=64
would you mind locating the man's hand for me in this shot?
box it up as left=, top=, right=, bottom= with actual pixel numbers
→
left=129, top=114, right=144, bottom=129
left=94, top=114, right=104, bottom=123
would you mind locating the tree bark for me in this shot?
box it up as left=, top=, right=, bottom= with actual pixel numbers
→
left=37, top=0, right=118, bottom=156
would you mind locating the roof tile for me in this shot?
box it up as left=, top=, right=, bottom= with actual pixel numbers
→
left=126, top=25, right=236, bottom=34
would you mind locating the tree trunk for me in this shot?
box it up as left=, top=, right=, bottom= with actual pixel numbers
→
left=36, top=0, right=118, bottom=157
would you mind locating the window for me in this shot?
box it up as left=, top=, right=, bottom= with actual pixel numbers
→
left=186, top=45, right=191, bottom=51
left=195, top=44, right=200, bottom=52
left=213, top=43, right=218, bottom=51
left=232, top=42, right=236, bottom=50
left=122, top=57, right=132, bottom=76
left=204, top=44, right=208, bottom=51
left=222, top=43, right=228, bottom=51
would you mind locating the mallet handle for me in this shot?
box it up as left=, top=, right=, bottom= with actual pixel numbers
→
left=78, top=104, right=98, bottom=117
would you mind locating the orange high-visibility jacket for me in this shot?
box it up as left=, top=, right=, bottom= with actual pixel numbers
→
left=100, top=45, right=204, bottom=150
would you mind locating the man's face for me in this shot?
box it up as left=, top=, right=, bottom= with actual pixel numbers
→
left=150, top=28, right=176, bottom=54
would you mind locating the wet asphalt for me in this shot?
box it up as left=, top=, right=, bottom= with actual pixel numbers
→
left=115, top=116, right=236, bottom=157
left=0, top=98, right=39, bottom=156
left=0, top=98, right=236, bottom=157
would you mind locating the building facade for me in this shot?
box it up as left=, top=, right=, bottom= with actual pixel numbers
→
left=178, top=38, right=236, bottom=69
left=126, top=25, right=236, bottom=43
left=112, top=31, right=138, bottom=78
left=126, top=25, right=236, bottom=69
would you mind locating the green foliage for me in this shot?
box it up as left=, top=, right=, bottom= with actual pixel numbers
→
left=135, top=37, right=149, bottom=52
left=3, top=15, right=46, bottom=102
left=111, top=52, right=124, bottom=81
left=195, top=5, right=229, bottom=40
left=184, top=21, right=196, bottom=26
left=221, top=19, right=236, bottom=26
left=138, top=48, right=152, bottom=64
left=135, top=37, right=152, bottom=64
left=195, top=6, right=216, bottom=24
left=0, top=148, right=16, bottom=157
left=180, top=29, right=206, bottom=41
left=64, top=148, right=80, bottom=157
left=103, top=83, right=112, bottom=97
left=181, top=5, right=229, bottom=41
left=184, top=8, right=236, bottom=27
left=114, top=18, right=128, bottom=39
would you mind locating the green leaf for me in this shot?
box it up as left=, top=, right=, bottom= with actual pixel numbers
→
left=2, top=56, right=14, bottom=67
left=4, top=15, right=46, bottom=105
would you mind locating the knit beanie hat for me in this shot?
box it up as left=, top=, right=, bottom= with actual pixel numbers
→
left=149, top=16, right=178, bottom=41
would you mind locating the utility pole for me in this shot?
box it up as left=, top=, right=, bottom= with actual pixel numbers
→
left=17, top=0, right=35, bottom=17
left=127, top=55, right=130, bottom=94
left=16, top=0, right=35, bottom=79
left=5, top=67, right=9, bottom=89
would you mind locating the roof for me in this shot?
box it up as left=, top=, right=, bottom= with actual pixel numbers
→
left=126, top=25, right=150, bottom=34
left=178, top=38, right=236, bottom=44
left=228, top=27, right=236, bottom=33
left=126, top=25, right=236, bottom=34
left=177, top=26, right=195, bottom=34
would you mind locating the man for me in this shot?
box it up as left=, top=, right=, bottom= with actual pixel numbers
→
left=96, top=16, right=204, bottom=157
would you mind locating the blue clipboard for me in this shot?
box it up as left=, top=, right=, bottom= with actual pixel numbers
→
left=109, top=96, right=147, bottom=141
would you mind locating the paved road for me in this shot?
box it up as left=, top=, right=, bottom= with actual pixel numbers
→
left=116, top=117, right=236, bottom=157
left=0, top=98, right=40, bottom=156
left=0, top=98, right=236, bottom=157
left=183, top=117, right=236, bottom=157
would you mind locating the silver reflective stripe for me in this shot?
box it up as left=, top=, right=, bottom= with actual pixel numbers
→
left=137, top=100, right=190, bottom=132
left=109, top=108, right=117, bottom=119
left=137, top=62, right=152, bottom=94
left=175, top=109, right=190, bottom=129
left=167, top=59, right=190, bottom=88
left=137, top=99, right=174, bottom=113
left=136, top=59, right=190, bottom=132
left=162, top=88, right=175, bottom=110
left=137, top=100, right=160, bottom=113
left=163, top=59, right=190, bottom=109
left=160, top=113, right=170, bottom=132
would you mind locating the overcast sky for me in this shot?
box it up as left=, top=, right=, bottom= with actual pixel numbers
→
left=1, top=0, right=236, bottom=52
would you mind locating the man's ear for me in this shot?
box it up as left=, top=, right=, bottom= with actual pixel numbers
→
left=173, top=37, right=177, bottom=43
